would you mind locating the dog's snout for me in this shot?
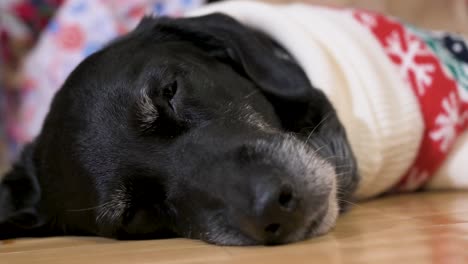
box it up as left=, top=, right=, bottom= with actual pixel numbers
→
left=256, top=183, right=297, bottom=214
left=277, top=184, right=295, bottom=210
left=256, top=183, right=301, bottom=243
left=238, top=180, right=304, bottom=244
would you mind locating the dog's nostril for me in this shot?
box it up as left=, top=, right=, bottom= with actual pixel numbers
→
left=278, top=185, right=294, bottom=209
left=264, top=223, right=281, bottom=235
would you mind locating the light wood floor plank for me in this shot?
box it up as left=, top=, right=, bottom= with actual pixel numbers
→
left=2, top=192, right=468, bottom=263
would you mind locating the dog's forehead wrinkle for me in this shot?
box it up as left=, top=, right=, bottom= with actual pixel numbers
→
left=240, top=103, right=270, bottom=123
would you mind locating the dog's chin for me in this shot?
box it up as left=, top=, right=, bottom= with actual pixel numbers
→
left=199, top=189, right=339, bottom=246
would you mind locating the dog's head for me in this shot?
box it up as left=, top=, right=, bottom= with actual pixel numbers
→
left=0, top=14, right=359, bottom=245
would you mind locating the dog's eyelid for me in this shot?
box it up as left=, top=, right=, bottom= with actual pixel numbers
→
left=163, top=79, right=178, bottom=100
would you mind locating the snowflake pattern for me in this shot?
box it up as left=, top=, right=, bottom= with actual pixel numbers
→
left=430, top=92, right=467, bottom=152
left=354, top=11, right=377, bottom=28
left=385, top=31, right=435, bottom=95
left=352, top=9, right=468, bottom=192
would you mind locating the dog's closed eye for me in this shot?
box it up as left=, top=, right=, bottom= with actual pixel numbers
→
left=135, top=76, right=189, bottom=136
left=163, top=80, right=178, bottom=105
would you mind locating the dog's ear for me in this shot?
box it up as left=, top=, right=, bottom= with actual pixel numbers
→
left=0, top=144, right=45, bottom=237
left=138, top=13, right=312, bottom=103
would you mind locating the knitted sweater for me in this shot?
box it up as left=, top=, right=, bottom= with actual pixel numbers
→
left=189, top=1, right=468, bottom=199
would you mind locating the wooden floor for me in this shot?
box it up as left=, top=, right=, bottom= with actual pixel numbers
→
left=1, top=192, right=467, bottom=264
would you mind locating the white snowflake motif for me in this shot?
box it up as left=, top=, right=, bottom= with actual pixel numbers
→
left=385, top=30, right=435, bottom=95
left=401, top=167, right=429, bottom=191
left=355, top=12, right=377, bottom=28
left=430, top=92, right=467, bottom=152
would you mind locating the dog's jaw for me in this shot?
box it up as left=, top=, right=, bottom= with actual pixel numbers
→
left=309, top=177, right=339, bottom=237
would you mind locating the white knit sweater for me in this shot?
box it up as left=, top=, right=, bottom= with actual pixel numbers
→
left=189, top=1, right=468, bottom=199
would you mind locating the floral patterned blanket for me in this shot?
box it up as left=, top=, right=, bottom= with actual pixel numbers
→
left=1, top=0, right=205, bottom=162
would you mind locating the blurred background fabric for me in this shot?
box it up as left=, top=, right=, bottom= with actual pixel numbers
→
left=0, top=0, right=467, bottom=171
left=1, top=0, right=66, bottom=173
left=0, top=0, right=206, bottom=171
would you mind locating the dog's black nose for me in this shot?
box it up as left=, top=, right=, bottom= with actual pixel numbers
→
left=239, top=180, right=304, bottom=244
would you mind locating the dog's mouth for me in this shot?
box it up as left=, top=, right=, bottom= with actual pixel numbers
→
left=197, top=197, right=338, bottom=246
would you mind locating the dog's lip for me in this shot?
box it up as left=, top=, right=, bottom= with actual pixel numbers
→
left=236, top=202, right=329, bottom=245
left=302, top=202, right=329, bottom=239
left=202, top=225, right=260, bottom=246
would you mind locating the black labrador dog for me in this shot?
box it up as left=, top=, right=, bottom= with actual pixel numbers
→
left=0, top=14, right=359, bottom=245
